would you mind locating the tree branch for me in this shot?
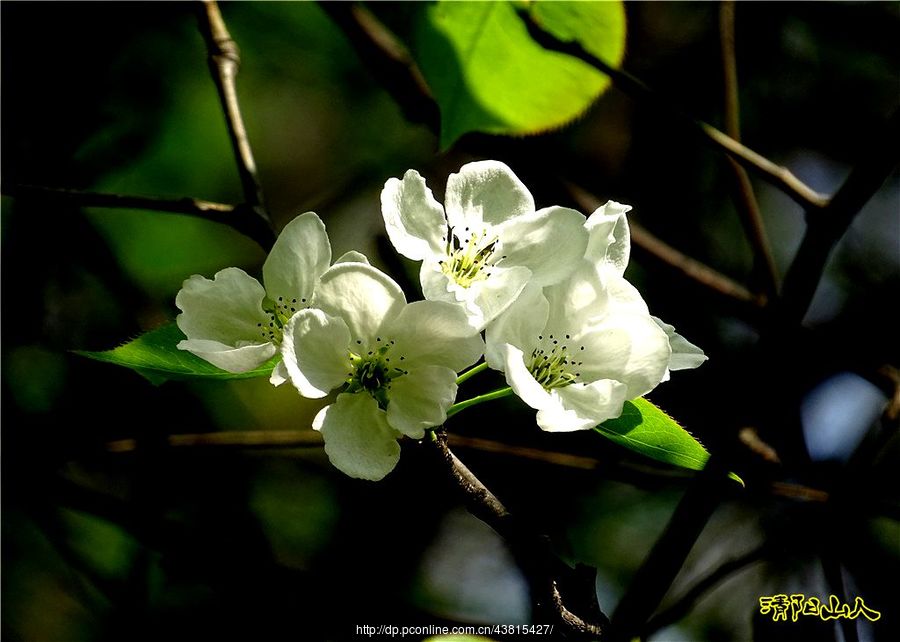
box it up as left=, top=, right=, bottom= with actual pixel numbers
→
left=519, top=10, right=828, bottom=212
left=609, top=457, right=732, bottom=641
left=196, top=0, right=274, bottom=241
left=318, top=2, right=439, bottom=130
left=642, top=544, right=768, bottom=636
left=567, top=183, right=766, bottom=310
left=427, top=431, right=606, bottom=640
left=1, top=184, right=275, bottom=249
left=106, top=430, right=326, bottom=453
left=779, top=108, right=900, bottom=322
left=719, top=1, right=779, bottom=299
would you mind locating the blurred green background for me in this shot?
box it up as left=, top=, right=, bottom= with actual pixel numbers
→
left=2, top=2, right=898, bottom=641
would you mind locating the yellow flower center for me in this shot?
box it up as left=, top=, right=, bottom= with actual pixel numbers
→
left=439, top=227, right=505, bottom=288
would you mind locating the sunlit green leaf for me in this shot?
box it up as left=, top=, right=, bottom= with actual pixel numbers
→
left=411, top=0, right=626, bottom=147
left=76, top=323, right=278, bottom=385
left=596, top=398, right=713, bottom=473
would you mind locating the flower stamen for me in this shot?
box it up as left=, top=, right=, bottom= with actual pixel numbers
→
left=440, top=226, right=500, bottom=288
left=261, top=295, right=310, bottom=341
left=346, top=340, right=406, bottom=408
left=528, top=336, right=584, bottom=390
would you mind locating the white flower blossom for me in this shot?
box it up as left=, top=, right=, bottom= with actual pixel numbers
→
left=381, top=160, right=589, bottom=329
left=485, top=200, right=707, bottom=432
left=280, top=263, right=484, bottom=480
left=486, top=262, right=672, bottom=432
left=584, top=200, right=708, bottom=376
left=175, top=212, right=363, bottom=380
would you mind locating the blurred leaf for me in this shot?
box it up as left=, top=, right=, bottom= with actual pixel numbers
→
left=6, top=346, right=68, bottom=413
left=595, top=398, right=711, bottom=472
left=76, top=323, right=278, bottom=385
left=61, top=509, right=140, bottom=582
left=411, top=0, right=625, bottom=147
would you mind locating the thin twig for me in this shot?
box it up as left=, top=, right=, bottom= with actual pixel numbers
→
left=719, top=1, right=779, bottom=299
left=737, top=427, right=781, bottom=465
left=106, top=430, right=325, bottom=453
left=643, top=545, right=768, bottom=636
left=719, top=1, right=741, bottom=144
left=196, top=0, right=273, bottom=239
left=779, top=108, right=900, bottom=323
left=567, top=183, right=766, bottom=309
left=519, top=10, right=828, bottom=211
left=427, top=431, right=606, bottom=640
left=1, top=184, right=274, bottom=248
left=318, top=2, right=439, bottom=130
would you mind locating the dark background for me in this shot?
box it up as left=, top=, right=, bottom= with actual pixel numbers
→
left=2, top=2, right=898, bottom=640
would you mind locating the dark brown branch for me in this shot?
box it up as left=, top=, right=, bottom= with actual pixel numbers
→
left=643, top=545, right=768, bottom=636
left=631, top=222, right=765, bottom=307
left=318, top=2, right=439, bottom=130
left=609, top=457, right=732, bottom=641
left=567, top=183, right=766, bottom=310
left=106, top=430, right=326, bottom=453
left=196, top=0, right=273, bottom=239
left=719, top=1, right=779, bottom=299
left=779, top=108, right=900, bottom=322
left=520, top=10, right=828, bottom=212
left=103, top=430, right=842, bottom=507
left=428, top=431, right=606, bottom=640
left=719, top=1, right=740, bottom=147
left=1, top=184, right=274, bottom=249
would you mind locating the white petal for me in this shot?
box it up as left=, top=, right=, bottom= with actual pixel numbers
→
left=280, top=309, right=352, bottom=398
left=466, top=264, right=531, bottom=330
left=419, top=259, right=457, bottom=304
left=584, top=200, right=632, bottom=275
left=652, top=316, right=708, bottom=372
left=501, top=343, right=554, bottom=411
left=312, top=263, right=405, bottom=343
left=444, top=160, right=535, bottom=229
left=536, top=380, right=628, bottom=432
left=386, top=366, right=458, bottom=439
left=175, top=267, right=270, bottom=346
left=334, top=250, right=370, bottom=265
left=577, top=311, right=672, bottom=399
left=176, top=339, right=276, bottom=373
left=494, top=206, right=588, bottom=286
left=314, top=393, right=402, bottom=481
left=380, top=171, right=447, bottom=261
left=606, top=275, right=650, bottom=315
left=385, top=301, right=484, bottom=372
left=485, top=283, right=549, bottom=370
left=262, top=212, right=331, bottom=303
left=269, top=360, right=289, bottom=386
left=543, top=261, right=610, bottom=332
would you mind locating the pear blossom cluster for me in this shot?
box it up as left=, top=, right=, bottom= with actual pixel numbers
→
left=176, top=160, right=705, bottom=480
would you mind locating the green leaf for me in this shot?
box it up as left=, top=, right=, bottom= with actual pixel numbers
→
left=411, top=0, right=626, bottom=147
left=596, top=398, right=741, bottom=485
left=75, top=323, right=279, bottom=385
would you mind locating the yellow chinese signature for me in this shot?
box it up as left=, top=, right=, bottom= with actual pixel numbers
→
left=759, top=594, right=880, bottom=622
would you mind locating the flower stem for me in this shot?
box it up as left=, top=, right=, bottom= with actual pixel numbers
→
left=447, top=387, right=514, bottom=418
left=456, top=361, right=489, bottom=386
